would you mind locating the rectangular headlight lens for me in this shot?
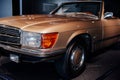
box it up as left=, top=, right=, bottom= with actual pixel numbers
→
left=21, top=31, right=41, bottom=48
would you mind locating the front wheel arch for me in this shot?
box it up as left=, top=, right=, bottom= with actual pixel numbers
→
left=67, top=33, right=92, bottom=54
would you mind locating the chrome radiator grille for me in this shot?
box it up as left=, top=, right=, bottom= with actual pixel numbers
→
left=0, top=25, right=21, bottom=48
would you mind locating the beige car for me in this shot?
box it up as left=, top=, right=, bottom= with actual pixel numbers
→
left=0, top=1, right=120, bottom=79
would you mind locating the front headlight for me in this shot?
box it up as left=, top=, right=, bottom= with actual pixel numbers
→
left=21, top=31, right=41, bottom=48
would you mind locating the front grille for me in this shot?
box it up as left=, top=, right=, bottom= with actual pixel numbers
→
left=0, top=24, right=21, bottom=48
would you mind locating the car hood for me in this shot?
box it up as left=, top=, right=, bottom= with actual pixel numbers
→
left=0, top=15, right=96, bottom=33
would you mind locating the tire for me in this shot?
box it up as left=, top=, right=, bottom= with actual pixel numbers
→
left=55, top=41, right=86, bottom=79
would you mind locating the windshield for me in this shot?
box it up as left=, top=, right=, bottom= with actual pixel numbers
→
left=52, top=2, right=101, bottom=19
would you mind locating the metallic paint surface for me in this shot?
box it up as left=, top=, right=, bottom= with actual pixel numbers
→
left=0, top=1, right=119, bottom=58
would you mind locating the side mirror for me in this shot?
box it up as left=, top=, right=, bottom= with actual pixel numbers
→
left=104, top=12, right=113, bottom=19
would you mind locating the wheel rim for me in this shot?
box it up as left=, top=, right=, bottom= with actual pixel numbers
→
left=70, top=46, right=85, bottom=71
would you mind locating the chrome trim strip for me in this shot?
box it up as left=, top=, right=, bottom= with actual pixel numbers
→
left=0, top=44, right=65, bottom=57
left=0, top=24, right=20, bottom=30
left=0, top=41, right=20, bottom=45
left=0, top=34, right=20, bottom=38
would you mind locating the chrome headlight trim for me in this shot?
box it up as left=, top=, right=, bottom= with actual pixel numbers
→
left=21, top=31, right=41, bottom=48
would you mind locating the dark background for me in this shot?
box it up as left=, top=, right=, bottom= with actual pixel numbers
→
left=22, top=0, right=120, bottom=17
left=0, top=0, right=120, bottom=18
left=105, top=0, right=120, bottom=17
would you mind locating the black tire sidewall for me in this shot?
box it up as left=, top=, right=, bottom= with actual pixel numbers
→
left=55, top=41, right=86, bottom=79
left=66, top=42, right=86, bottom=78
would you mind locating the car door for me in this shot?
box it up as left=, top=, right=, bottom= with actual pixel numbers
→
left=102, top=16, right=120, bottom=47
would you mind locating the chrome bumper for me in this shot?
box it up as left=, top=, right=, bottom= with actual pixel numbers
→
left=0, top=44, right=65, bottom=58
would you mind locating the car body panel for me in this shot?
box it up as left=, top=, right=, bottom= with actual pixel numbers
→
left=101, top=19, right=120, bottom=47
left=0, top=15, right=103, bottom=49
left=0, top=1, right=119, bottom=62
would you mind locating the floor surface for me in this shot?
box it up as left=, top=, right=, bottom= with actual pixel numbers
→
left=0, top=44, right=120, bottom=80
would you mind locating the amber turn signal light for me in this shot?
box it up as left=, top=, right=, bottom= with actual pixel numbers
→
left=41, top=32, right=58, bottom=49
